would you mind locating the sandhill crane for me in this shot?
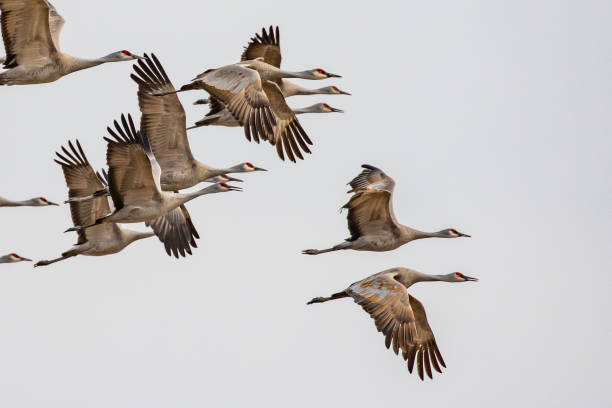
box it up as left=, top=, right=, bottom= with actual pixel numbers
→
left=303, top=165, right=470, bottom=255
left=64, top=114, right=240, bottom=258
left=0, top=253, right=31, bottom=263
left=189, top=98, right=343, bottom=130
left=177, top=57, right=340, bottom=162
left=34, top=140, right=154, bottom=267
left=0, top=0, right=143, bottom=85
left=0, top=196, right=58, bottom=206
left=308, top=267, right=478, bottom=380
left=130, top=54, right=266, bottom=190
left=240, top=26, right=350, bottom=97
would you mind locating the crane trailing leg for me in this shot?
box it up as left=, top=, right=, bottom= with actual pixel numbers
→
left=302, top=241, right=351, bottom=255
left=307, top=291, right=349, bottom=305
left=34, top=247, right=83, bottom=267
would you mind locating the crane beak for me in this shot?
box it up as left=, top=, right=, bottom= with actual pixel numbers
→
left=19, top=256, right=32, bottom=262
left=326, top=72, right=342, bottom=78
left=338, top=89, right=351, bottom=95
left=132, top=54, right=146, bottom=60
left=47, top=201, right=59, bottom=206
left=253, top=166, right=267, bottom=171
left=463, top=275, right=478, bottom=282
left=226, top=185, right=243, bottom=192
left=458, top=232, right=471, bottom=237
left=329, top=107, right=344, bottom=113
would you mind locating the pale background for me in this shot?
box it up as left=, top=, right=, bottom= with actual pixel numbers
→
left=1, top=0, right=610, bottom=407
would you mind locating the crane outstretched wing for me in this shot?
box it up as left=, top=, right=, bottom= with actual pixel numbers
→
left=348, top=271, right=445, bottom=380
left=54, top=139, right=118, bottom=245
left=131, top=53, right=195, bottom=167
left=240, top=25, right=281, bottom=68
left=193, top=63, right=276, bottom=145
left=0, top=0, right=58, bottom=68
left=348, top=164, right=395, bottom=193
left=262, top=80, right=312, bottom=162
left=103, top=114, right=161, bottom=211
left=146, top=204, right=198, bottom=258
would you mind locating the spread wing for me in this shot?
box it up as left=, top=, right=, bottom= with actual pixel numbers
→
left=194, top=63, right=276, bottom=146
left=54, top=140, right=118, bottom=245
left=343, top=165, right=399, bottom=240
left=146, top=204, right=199, bottom=258
left=262, top=80, right=312, bottom=162
left=240, top=25, right=281, bottom=68
left=401, top=296, right=446, bottom=380
left=348, top=164, right=395, bottom=193
left=0, top=0, right=58, bottom=68
left=131, top=53, right=195, bottom=169
left=348, top=272, right=445, bottom=380
left=343, top=190, right=400, bottom=241
left=103, top=114, right=161, bottom=211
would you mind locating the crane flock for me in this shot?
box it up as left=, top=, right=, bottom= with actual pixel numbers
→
left=1, top=0, right=476, bottom=381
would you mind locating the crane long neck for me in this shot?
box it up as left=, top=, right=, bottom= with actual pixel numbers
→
left=0, top=200, right=21, bottom=207
left=277, top=69, right=316, bottom=80
left=399, top=271, right=446, bottom=287
left=177, top=186, right=221, bottom=204
left=64, top=56, right=108, bottom=73
left=401, top=226, right=443, bottom=240
left=292, top=106, right=315, bottom=114
left=281, top=81, right=323, bottom=96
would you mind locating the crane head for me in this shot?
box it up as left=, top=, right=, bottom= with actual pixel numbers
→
left=443, top=228, right=471, bottom=238
left=107, top=50, right=145, bottom=61
left=311, top=68, right=342, bottom=79
left=38, top=197, right=59, bottom=206
left=330, top=86, right=351, bottom=95
left=243, top=162, right=267, bottom=172
left=10, top=253, right=32, bottom=262
left=449, top=272, right=478, bottom=282
left=322, top=103, right=344, bottom=113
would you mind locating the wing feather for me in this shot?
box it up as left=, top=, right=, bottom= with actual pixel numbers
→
left=0, top=0, right=58, bottom=68
left=240, top=25, right=281, bottom=68
left=146, top=204, right=198, bottom=258
left=54, top=139, right=117, bottom=244
left=103, top=114, right=160, bottom=210
left=348, top=272, right=445, bottom=380
left=130, top=54, right=194, bottom=174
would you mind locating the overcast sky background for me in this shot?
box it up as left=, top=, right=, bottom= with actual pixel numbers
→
left=0, top=0, right=610, bottom=406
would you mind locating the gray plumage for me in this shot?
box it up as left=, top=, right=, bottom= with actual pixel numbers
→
left=188, top=99, right=343, bottom=130
left=240, top=26, right=350, bottom=97
left=34, top=140, right=154, bottom=267
left=307, top=267, right=478, bottom=380
left=130, top=54, right=265, bottom=190
left=0, top=0, right=143, bottom=85
left=303, top=165, right=470, bottom=255
left=63, top=114, right=240, bottom=258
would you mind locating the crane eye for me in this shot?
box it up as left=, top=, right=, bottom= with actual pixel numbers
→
left=455, top=272, right=464, bottom=278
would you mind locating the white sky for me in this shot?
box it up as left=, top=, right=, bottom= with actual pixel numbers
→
left=1, top=0, right=611, bottom=406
